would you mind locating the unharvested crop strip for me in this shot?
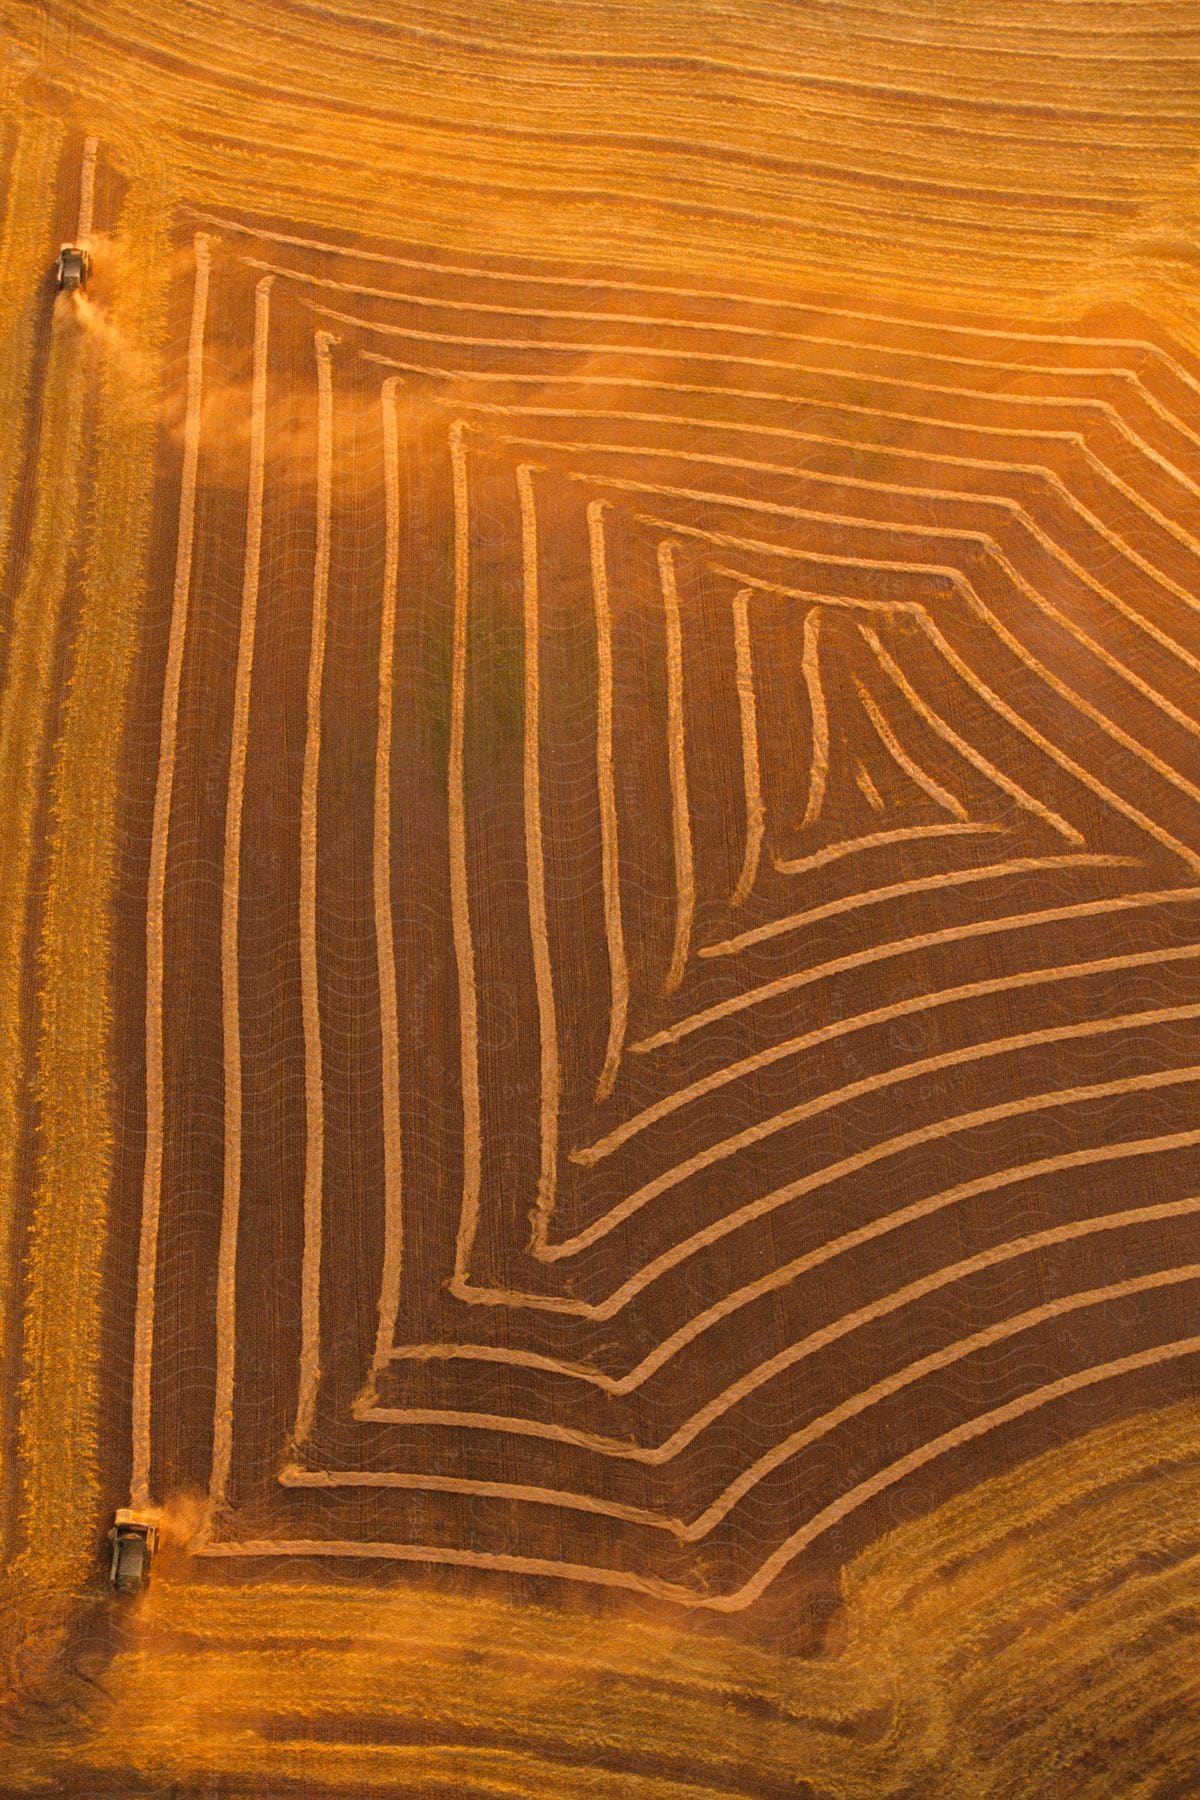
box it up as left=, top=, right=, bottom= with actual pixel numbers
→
left=169, top=136, right=1104, bottom=272
left=391, top=1117, right=1200, bottom=1415
left=703, top=854, right=1137, bottom=960
left=197, top=217, right=1200, bottom=400
left=367, top=378, right=405, bottom=1385
left=131, top=233, right=212, bottom=1507
left=27, top=1424, right=1200, bottom=1796
left=292, top=328, right=336, bottom=1452
left=518, top=465, right=561, bottom=1245
left=587, top=500, right=628, bottom=1102
left=0, top=116, right=64, bottom=609
left=729, top=587, right=762, bottom=907
left=774, top=822, right=1001, bottom=879
left=454, top=1014, right=1200, bottom=1318
left=0, top=131, right=84, bottom=1547
left=0, top=333, right=89, bottom=1004
left=76, top=135, right=97, bottom=241
left=425, top=393, right=1200, bottom=631
left=203, top=1332, right=1200, bottom=1612
left=321, top=306, right=1200, bottom=508
left=448, top=421, right=483, bottom=1290
left=305, top=1203, right=1200, bottom=1536
left=11, top=166, right=171, bottom=1632
left=658, top=540, right=693, bottom=993
left=361, top=358, right=1200, bottom=584
left=646, top=520, right=1200, bottom=872
left=210, top=273, right=272, bottom=1514
left=798, top=607, right=828, bottom=829
left=851, top=673, right=966, bottom=817
left=857, top=621, right=1075, bottom=838
left=506, top=448, right=1200, bottom=796
left=640, top=882, right=1197, bottom=1053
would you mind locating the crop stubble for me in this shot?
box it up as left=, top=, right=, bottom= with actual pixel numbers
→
left=2, top=0, right=1200, bottom=1790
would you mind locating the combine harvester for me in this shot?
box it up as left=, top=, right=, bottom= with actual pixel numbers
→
left=54, top=243, right=91, bottom=293
left=107, top=1511, right=158, bottom=1595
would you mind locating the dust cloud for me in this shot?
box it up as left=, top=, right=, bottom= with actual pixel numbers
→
left=146, top=1492, right=209, bottom=1552
left=55, top=235, right=155, bottom=398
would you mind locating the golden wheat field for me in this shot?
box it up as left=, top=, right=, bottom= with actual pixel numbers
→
left=1, top=0, right=1199, bottom=1793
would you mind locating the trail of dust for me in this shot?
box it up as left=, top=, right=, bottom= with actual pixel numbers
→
left=128, top=1493, right=210, bottom=1568
left=164, top=349, right=454, bottom=492
left=67, top=283, right=151, bottom=394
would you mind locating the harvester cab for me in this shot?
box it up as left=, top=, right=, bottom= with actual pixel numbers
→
left=108, top=1509, right=159, bottom=1594
left=54, top=244, right=92, bottom=294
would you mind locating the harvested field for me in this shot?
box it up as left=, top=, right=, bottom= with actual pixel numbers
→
left=1, top=1, right=1199, bottom=1793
